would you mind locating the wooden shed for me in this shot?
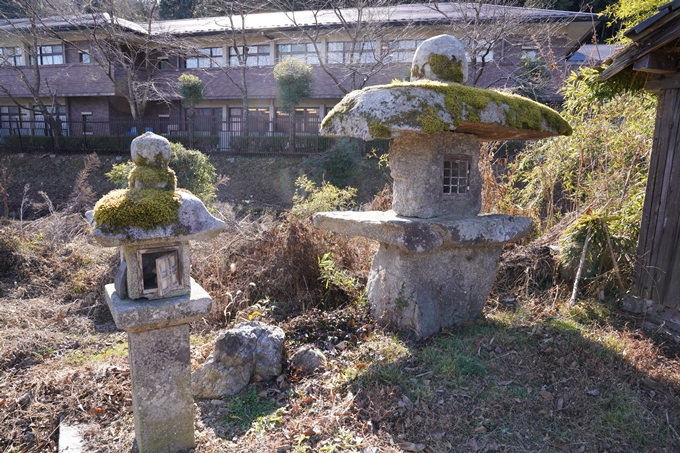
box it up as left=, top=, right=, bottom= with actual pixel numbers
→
left=600, top=0, right=680, bottom=329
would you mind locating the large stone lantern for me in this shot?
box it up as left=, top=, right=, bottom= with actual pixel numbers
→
left=88, top=132, right=225, bottom=453
left=315, top=35, right=572, bottom=338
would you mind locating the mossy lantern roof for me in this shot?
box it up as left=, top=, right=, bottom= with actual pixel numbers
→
left=320, top=80, right=572, bottom=142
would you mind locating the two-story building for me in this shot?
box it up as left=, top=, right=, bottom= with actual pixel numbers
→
left=0, top=3, right=603, bottom=152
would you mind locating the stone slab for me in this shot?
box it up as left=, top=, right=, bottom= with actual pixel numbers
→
left=314, top=210, right=532, bottom=253
left=58, top=424, right=83, bottom=453
left=128, top=324, right=195, bottom=453
left=105, top=278, right=212, bottom=332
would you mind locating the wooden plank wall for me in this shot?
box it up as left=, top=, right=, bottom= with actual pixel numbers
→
left=633, top=87, right=680, bottom=309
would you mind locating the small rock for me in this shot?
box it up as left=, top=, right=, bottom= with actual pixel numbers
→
left=290, top=346, right=326, bottom=374
left=192, top=321, right=285, bottom=398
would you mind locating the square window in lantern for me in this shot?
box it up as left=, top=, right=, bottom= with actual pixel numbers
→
left=443, top=157, right=470, bottom=195
left=139, top=248, right=182, bottom=295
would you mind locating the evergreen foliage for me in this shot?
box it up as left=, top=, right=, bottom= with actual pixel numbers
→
left=604, top=0, right=668, bottom=42
left=273, top=58, right=315, bottom=114
left=495, top=67, right=656, bottom=289
left=159, top=0, right=198, bottom=19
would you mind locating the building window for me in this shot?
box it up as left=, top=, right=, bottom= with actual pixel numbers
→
left=186, top=47, right=223, bottom=68
left=230, top=45, right=271, bottom=67
left=276, top=43, right=319, bottom=65
left=79, top=52, right=90, bottom=63
left=0, top=47, right=24, bottom=66
left=443, top=157, right=469, bottom=195
left=35, top=45, right=64, bottom=65
left=521, top=47, right=538, bottom=62
left=0, top=106, right=28, bottom=129
left=82, top=113, right=93, bottom=135
left=468, top=40, right=494, bottom=63
left=387, top=40, right=425, bottom=63
left=158, top=58, right=172, bottom=70
left=327, top=41, right=377, bottom=65
left=191, top=107, right=222, bottom=133
left=33, top=105, right=67, bottom=135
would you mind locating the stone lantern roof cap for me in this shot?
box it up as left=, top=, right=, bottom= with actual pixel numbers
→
left=89, top=190, right=226, bottom=247
left=320, top=80, right=572, bottom=142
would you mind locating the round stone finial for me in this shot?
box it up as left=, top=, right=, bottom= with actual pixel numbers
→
left=411, top=35, right=468, bottom=84
left=130, top=132, right=172, bottom=167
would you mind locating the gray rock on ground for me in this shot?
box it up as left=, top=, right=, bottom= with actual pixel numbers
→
left=290, top=346, right=327, bottom=374
left=192, top=321, right=285, bottom=399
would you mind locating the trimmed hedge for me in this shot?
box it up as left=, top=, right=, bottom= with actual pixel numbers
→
left=230, top=135, right=336, bottom=154
left=163, top=135, right=219, bottom=152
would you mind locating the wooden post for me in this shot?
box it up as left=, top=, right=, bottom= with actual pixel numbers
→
left=632, top=82, right=680, bottom=310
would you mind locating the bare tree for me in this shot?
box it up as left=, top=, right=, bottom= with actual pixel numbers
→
left=429, top=0, right=571, bottom=88
left=267, top=0, right=404, bottom=94
left=59, top=2, right=174, bottom=121
left=0, top=1, right=70, bottom=150
left=188, top=0, right=272, bottom=136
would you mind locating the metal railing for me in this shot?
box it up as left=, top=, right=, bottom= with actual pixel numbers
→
left=0, top=115, right=339, bottom=155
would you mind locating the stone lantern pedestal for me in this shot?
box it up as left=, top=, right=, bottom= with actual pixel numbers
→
left=104, top=280, right=211, bottom=453
left=315, top=35, right=572, bottom=338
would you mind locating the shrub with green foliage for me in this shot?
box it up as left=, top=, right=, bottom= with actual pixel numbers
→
left=106, top=142, right=218, bottom=206
left=497, top=67, right=656, bottom=290
left=291, top=175, right=357, bottom=219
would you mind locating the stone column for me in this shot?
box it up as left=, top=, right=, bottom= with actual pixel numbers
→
left=105, top=278, right=212, bottom=453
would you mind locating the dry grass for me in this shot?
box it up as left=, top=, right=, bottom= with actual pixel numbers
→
left=2, top=197, right=680, bottom=453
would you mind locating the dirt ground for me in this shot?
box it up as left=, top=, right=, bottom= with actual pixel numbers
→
left=1, top=209, right=680, bottom=453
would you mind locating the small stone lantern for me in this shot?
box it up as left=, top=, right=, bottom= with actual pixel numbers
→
left=88, top=132, right=225, bottom=453
left=315, top=35, right=572, bottom=338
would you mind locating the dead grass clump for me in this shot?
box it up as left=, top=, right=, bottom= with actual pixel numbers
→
left=367, top=183, right=392, bottom=211
left=192, top=211, right=375, bottom=326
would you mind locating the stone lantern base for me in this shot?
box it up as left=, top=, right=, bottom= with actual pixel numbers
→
left=314, top=211, right=532, bottom=337
left=105, top=279, right=212, bottom=453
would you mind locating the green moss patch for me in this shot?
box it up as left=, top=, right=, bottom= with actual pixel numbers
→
left=93, top=188, right=181, bottom=233
left=420, top=106, right=449, bottom=134
left=428, top=54, right=464, bottom=83
left=368, top=120, right=392, bottom=139
left=128, top=165, right=177, bottom=191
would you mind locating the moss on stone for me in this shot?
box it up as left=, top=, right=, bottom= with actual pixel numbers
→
left=129, top=165, right=177, bottom=191
left=420, top=107, right=449, bottom=134
left=93, top=188, right=181, bottom=233
left=368, top=120, right=392, bottom=139
left=428, top=54, right=464, bottom=83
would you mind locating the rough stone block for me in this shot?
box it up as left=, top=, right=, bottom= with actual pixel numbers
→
left=367, top=243, right=503, bottom=338
left=104, top=278, right=211, bottom=332
left=128, top=324, right=194, bottom=453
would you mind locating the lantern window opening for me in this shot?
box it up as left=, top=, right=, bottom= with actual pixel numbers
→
left=443, top=156, right=470, bottom=195
left=137, top=246, right=183, bottom=296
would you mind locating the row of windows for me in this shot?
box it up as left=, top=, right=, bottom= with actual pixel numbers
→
left=184, top=40, right=430, bottom=69
left=0, top=45, right=67, bottom=66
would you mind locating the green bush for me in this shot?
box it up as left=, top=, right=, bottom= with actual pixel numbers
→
left=229, top=135, right=335, bottom=154
left=291, top=174, right=357, bottom=219
left=106, top=142, right=218, bottom=206
left=0, top=134, right=135, bottom=153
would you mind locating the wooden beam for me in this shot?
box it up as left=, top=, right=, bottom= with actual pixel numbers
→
left=645, top=72, right=680, bottom=91
left=633, top=51, right=679, bottom=74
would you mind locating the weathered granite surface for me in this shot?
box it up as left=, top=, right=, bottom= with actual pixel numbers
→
left=367, top=242, right=504, bottom=338
left=128, top=324, right=195, bottom=453
left=314, top=211, right=532, bottom=252
left=390, top=132, right=481, bottom=217
left=104, top=278, right=212, bottom=332
left=192, top=322, right=285, bottom=398
left=131, top=131, right=172, bottom=166
left=320, top=81, right=571, bottom=142
left=411, top=34, right=468, bottom=84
